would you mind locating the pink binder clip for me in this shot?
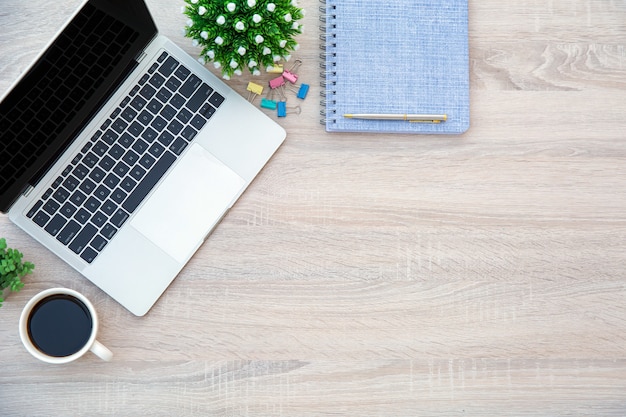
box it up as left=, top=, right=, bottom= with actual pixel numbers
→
left=282, top=59, right=302, bottom=84
left=269, top=76, right=286, bottom=89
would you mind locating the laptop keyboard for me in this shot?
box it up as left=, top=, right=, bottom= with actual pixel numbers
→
left=26, top=51, right=225, bottom=264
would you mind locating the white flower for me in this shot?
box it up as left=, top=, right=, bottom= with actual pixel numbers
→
left=284, top=13, right=292, bottom=22
left=198, top=6, right=207, bottom=15
left=248, top=60, right=257, bottom=68
left=279, top=40, right=287, bottom=48
left=267, top=3, right=276, bottom=12
left=235, top=21, right=245, bottom=31
left=252, top=69, right=261, bottom=76
left=273, top=55, right=281, bottom=62
left=292, top=22, right=300, bottom=30
left=263, top=47, right=271, bottom=55
left=223, top=74, right=230, bottom=80
left=180, top=6, right=186, bottom=14
left=215, top=36, right=224, bottom=45
left=247, top=0, right=256, bottom=7
left=238, top=46, right=247, bottom=55
left=290, top=0, right=298, bottom=6
left=214, top=61, right=221, bottom=69
left=227, top=3, right=236, bottom=12
left=255, top=35, right=264, bottom=44
left=216, top=15, right=226, bottom=25
left=253, top=14, right=262, bottom=24
left=200, top=31, right=209, bottom=40
left=192, top=39, right=199, bottom=47
left=234, top=69, right=242, bottom=76
left=186, top=19, right=193, bottom=27
left=191, top=0, right=198, bottom=3
left=293, top=43, right=300, bottom=51
left=230, top=59, right=239, bottom=69
left=207, top=50, right=215, bottom=58
left=197, top=57, right=205, bottom=64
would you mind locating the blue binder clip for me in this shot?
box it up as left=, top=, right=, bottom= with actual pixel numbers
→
left=277, top=102, right=301, bottom=117
left=285, top=83, right=309, bottom=100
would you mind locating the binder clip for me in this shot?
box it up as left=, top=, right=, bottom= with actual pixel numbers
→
left=266, top=64, right=284, bottom=74
left=277, top=101, right=301, bottom=118
left=260, top=89, right=278, bottom=110
left=246, top=82, right=264, bottom=103
left=282, top=59, right=302, bottom=84
left=286, top=83, right=309, bottom=100
left=268, top=75, right=286, bottom=90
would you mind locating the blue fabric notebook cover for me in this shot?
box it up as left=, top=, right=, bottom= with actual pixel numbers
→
left=322, top=0, right=469, bottom=134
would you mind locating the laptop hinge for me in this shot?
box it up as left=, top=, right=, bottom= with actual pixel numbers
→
left=136, top=51, right=147, bottom=63
left=22, top=185, right=35, bottom=198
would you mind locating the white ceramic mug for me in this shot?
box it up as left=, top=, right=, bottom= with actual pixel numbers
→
left=19, top=288, right=113, bottom=364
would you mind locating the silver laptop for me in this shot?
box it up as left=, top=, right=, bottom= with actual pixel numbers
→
left=0, top=0, right=286, bottom=316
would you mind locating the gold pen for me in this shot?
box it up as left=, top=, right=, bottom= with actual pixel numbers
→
left=344, top=113, right=447, bottom=123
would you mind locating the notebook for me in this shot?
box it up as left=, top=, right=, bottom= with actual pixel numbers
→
left=0, top=0, right=286, bottom=316
left=320, top=0, right=470, bottom=134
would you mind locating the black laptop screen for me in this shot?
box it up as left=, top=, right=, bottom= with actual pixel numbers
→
left=0, top=0, right=157, bottom=212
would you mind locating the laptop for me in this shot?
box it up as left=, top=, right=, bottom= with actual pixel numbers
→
left=0, top=0, right=286, bottom=316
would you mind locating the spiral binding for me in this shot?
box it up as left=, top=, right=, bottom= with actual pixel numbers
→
left=319, top=0, right=337, bottom=125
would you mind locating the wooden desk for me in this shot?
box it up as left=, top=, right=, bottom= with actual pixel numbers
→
left=1, top=0, right=625, bottom=415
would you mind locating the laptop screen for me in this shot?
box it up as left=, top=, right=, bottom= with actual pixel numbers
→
left=0, top=0, right=157, bottom=212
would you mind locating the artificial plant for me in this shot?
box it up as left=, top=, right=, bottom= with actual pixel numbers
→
left=0, top=238, right=34, bottom=308
left=183, top=0, right=304, bottom=79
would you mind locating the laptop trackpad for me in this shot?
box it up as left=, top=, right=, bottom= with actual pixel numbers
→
left=130, top=143, right=246, bottom=264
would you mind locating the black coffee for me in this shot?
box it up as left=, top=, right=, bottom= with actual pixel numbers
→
left=27, top=294, right=93, bottom=357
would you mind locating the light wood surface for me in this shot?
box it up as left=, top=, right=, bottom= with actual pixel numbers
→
left=1, top=0, right=626, bottom=415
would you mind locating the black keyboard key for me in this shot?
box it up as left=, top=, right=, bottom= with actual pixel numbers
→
left=72, top=163, right=90, bottom=179
left=101, top=223, right=118, bottom=239
left=190, top=114, right=208, bottom=130
left=33, top=211, right=50, bottom=227
left=138, top=110, right=154, bottom=126
left=128, top=121, right=145, bottom=137
left=108, top=144, right=125, bottom=160
left=157, top=88, right=173, bottom=103
left=57, top=220, right=81, bottom=245
left=180, top=74, right=201, bottom=98
left=60, top=202, right=78, bottom=218
left=101, top=200, right=117, bottom=216
left=132, top=139, right=149, bottom=154
left=160, top=104, right=177, bottom=121
left=151, top=116, right=167, bottom=132
left=200, top=103, right=215, bottom=119
left=165, top=77, right=182, bottom=93
left=80, top=178, right=97, bottom=195
left=129, top=165, right=146, bottom=182
left=91, top=211, right=107, bottom=228
left=166, top=119, right=184, bottom=135
left=121, top=107, right=138, bottom=123
left=104, top=173, right=121, bottom=189
left=45, top=214, right=66, bottom=236
left=119, top=132, right=134, bottom=148
left=85, top=196, right=101, bottom=213
left=53, top=188, right=70, bottom=204
left=27, top=201, right=43, bottom=218
left=159, top=56, right=179, bottom=77
left=148, top=143, right=165, bottom=158
left=89, top=167, right=106, bottom=183
left=123, top=151, right=176, bottom=213
left=69, top=223, right=97, bottom=254
left=90, top=235, right=108, bottom=252
left=130, top=96, right=147, bottom=111
left=123, top=150, right=140, bottom=166
left=94, top=185, right=111, bottom=201
left=69, top=190, right=87, bottom=206
left=110, top=209, right=130, bottom=228
left=139, top=84, right=157, bottom=100
left=99, top=155, right=116, bottom=171
left=170, top=93, right=185, bottom=108
left=63, top=175, right=80, bottom=192
left=102, top=129, right=118, bottom=145
left=181, top=126, right=198, bottom=142
left=110, top=188, right=128, bottom=204
left=83, top=152, right=98, bottom=168
left=174, top=65, right=190, bottom=81
left=209, top=92, right=225, bottom=108
left=81, top=247, right=98, bottom=264
left=139, top=154, right=156, bottom=169
left=149, top=73, right=165, bottom=89
left=120, top=177, right=137, bottom=193
left=111, top=119, right=128, bottom=134
left=92, top=140, right=108, bottom=156
left=176, top=108, right=192, bottom=124
left=43, top=199, right=61, bottom=215
left=142, top=127, right=158, bottom=142
left=186, top=83, right=212, bottom=112
left=158, top=131, right=175, bottom=147
left=113, top=161, right=130, bottom=177
left=74, top=208, right=91, bottom=224
left=170, top=138, right=188, bottom=155
left=147, top=98, right=163, bottom=113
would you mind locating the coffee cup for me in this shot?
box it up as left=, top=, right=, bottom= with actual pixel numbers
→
left=19, top=288, right=113, bottom=364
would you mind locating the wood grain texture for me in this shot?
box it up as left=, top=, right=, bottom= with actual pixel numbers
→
left=1, top=0, right=626, bottom=415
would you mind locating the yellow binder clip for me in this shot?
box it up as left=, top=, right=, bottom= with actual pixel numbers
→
left=246, top=82, right=264, bottom=103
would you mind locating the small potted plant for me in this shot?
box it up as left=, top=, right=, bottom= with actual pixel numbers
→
left=0, top=238, right=35, bottom=308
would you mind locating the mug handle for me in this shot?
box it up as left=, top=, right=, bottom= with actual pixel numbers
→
left=90, top=340, right=113, bottom=361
